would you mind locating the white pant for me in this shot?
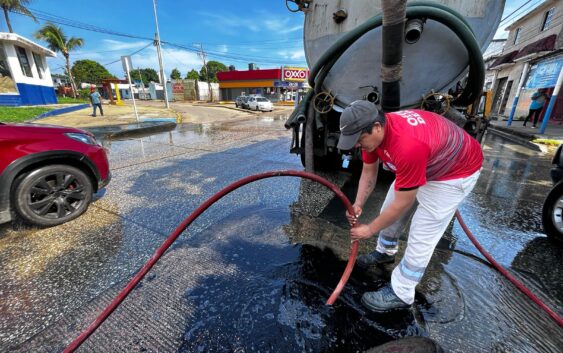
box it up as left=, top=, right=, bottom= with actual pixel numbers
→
left=375, top=170, right=481, bottom=304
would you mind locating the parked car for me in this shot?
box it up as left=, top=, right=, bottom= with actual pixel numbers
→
left=240, top=96, right=250, bottom=109
left=234, top=96, right=245, bottom=108
left=248, top=97, right=273, bottom=112
left=542, top=144, right=563, bottom=244
left=0, top=123, right=111, bottom=227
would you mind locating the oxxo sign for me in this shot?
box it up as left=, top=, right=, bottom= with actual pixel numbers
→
left=282, top=67, right=309, bottom=82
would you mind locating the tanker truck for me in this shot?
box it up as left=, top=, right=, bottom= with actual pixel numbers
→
left=284, top=0, right=504, bottom=170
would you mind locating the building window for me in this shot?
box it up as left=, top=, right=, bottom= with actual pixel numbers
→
left=0, top=43, right=17, bottom=93
left=542, top=8, right=555, bottom=31
left=32, top=52, right=44, bottom=79
left=16, top=46, right=33, bottom=77
left=513, top=28, right=521, bottom=44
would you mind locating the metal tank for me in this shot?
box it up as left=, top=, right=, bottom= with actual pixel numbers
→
left=302, top=0, right=505, bottom=109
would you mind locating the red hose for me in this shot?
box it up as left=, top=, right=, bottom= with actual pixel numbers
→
left=63, top=171, right=562, bottom=352
left=455, top=210, right=563, bottom=327
left=63, top=170, right=358, bottom=352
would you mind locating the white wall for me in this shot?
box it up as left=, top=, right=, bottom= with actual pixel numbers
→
left=504, top=1, right=563, bottom=54
left=3, top=41, right=54, bottom=87
left=491, top=0, right=562, bottom=116
left=197, top=81, right=220, bottom=101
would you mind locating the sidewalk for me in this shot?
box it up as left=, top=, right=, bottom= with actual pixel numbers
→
left=488, top=118, right=563, bottom=151
left=33, top=103, right=179, bottom=129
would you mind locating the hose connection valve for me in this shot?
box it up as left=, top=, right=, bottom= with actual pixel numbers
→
left=405, top=18, right=425, bottom=44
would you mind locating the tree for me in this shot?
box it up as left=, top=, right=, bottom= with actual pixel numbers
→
left=170, top=68, right=181, bottom=80
left=71, top=59, right=113, bottom=85
left=34, top=22, right=83, bottom=98
left=0, top=0, right=37, bottom=33
left=185, top=69, right=199, bottom=80
left=199, top=60, right=227, bottom=83
left=128, top=68, right=159, bottom=87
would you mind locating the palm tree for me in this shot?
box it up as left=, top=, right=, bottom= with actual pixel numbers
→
left=0, top=0, right=38, bottom=33
left=34, top=22, right=83, bottom=98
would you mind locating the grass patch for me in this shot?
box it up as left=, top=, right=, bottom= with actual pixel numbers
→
left=532, top=139, right=562, bottom=146
left=0, top=106, right=53, bottom=123
left=57, top=96, right=89, bottom=104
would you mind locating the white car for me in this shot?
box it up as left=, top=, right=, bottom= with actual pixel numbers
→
left=247, top=97, right=273, bottom=112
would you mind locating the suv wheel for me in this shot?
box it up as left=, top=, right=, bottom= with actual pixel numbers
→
left=13, top=165, right=93, bottom=227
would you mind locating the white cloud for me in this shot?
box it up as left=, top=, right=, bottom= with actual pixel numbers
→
left=109, top=46, right=201, bottom=78
left=102, top=39, right=149, bottom=51
left=277, top=49, right=306, bottom=61
left=198, top=12, right=261, bottom=33
left=198, top=11, right=302, bottom=35
left=286, top=25, right=303, bottom=33
left=57, top=39, right=203, bottom=78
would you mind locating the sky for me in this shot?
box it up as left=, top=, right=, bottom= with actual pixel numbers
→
left=0, top=0, right=544, bottom=79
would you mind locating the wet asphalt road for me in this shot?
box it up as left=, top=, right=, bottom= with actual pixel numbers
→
left=0, top=109, right=562, bottom=352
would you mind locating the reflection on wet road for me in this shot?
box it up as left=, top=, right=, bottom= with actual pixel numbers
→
left=1, top=113, right=562, bottom=352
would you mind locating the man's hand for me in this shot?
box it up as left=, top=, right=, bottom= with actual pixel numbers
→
left=350, top=224, right=374, bottom=242
left=345, top=204, right=362, bottom=226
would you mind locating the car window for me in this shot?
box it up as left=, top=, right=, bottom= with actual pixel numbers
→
left=257, top=98, right=268, bottom=102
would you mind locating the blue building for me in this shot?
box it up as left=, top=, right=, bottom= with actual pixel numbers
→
left=0, top=32, right=57, bottom=106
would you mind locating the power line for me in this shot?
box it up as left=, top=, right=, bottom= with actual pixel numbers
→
left=501, top=0, right=535, bottom=23
left=14, top=7, right=154, bottom=41
left=11, top=6, right=309, bottom=69
left=103, top=42, right=153, bottom=66
left=12, top=7, right=307, bottom=66
left=163, top=42, right=305, bottom=64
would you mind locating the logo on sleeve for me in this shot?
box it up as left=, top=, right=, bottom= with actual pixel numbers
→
left=395, top=110, right=426, bottom=126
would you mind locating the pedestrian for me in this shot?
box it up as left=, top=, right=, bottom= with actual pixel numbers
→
left=337, top=100, right=483, bottom=312
left=90, top=86, right=104, bottom=117
left=523, top=88, right=548, bottom=128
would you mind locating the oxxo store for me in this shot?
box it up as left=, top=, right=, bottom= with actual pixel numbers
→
left=217, top=66, right=309, bottom=102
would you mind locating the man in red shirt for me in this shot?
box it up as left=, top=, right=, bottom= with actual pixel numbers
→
left=338, top=100, right=483, bottom=312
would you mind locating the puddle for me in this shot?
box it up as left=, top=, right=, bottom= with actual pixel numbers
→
left=179, top=206, right=426, bottom=353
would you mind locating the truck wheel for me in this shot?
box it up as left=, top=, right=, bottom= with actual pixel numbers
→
left=13, top=165, right=93, bottom=227
left=299, top=126, right=341, bottom=170
left=542, top=181, right=563, bottom=245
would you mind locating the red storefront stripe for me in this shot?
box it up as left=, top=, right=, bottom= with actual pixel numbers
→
left=217, top=69, right=282, bottom=81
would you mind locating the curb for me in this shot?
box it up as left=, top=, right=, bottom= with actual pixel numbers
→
left=489, top=122, right=537, bottom=140
left=31, top=104, right=90, bottom=120
left=488, top=127, right=542, bottom=152
left=85, top=121, right=177, bottom=139
left=195, top=103, right=262, bottom=115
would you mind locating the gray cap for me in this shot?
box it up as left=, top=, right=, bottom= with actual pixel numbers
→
left=337, top=100, right=379, bottom=150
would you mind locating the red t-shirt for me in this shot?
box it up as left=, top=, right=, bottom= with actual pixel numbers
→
left=362, top=110, right=483, bottom=190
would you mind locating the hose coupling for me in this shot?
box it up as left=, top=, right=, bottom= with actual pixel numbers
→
left=405, top=18, right=425, bottom=44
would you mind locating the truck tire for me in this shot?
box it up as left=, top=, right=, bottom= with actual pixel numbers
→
left=299, top=126, right=341, bottom=171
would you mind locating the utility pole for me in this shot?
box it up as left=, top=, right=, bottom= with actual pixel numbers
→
left=152, top=0, right=170, bottom=108
left=195, top=43, right=213, bottom=102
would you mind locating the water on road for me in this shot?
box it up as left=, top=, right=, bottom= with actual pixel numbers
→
left=1, top=110, right=561, bottom=352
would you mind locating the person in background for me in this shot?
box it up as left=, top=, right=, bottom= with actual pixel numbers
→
left=90, top=86, right=104, bottom=117
left=523, top=88, right=549, bottom=128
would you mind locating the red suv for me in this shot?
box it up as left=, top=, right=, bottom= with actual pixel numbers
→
left=0, top=123, right=110, bottom=227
